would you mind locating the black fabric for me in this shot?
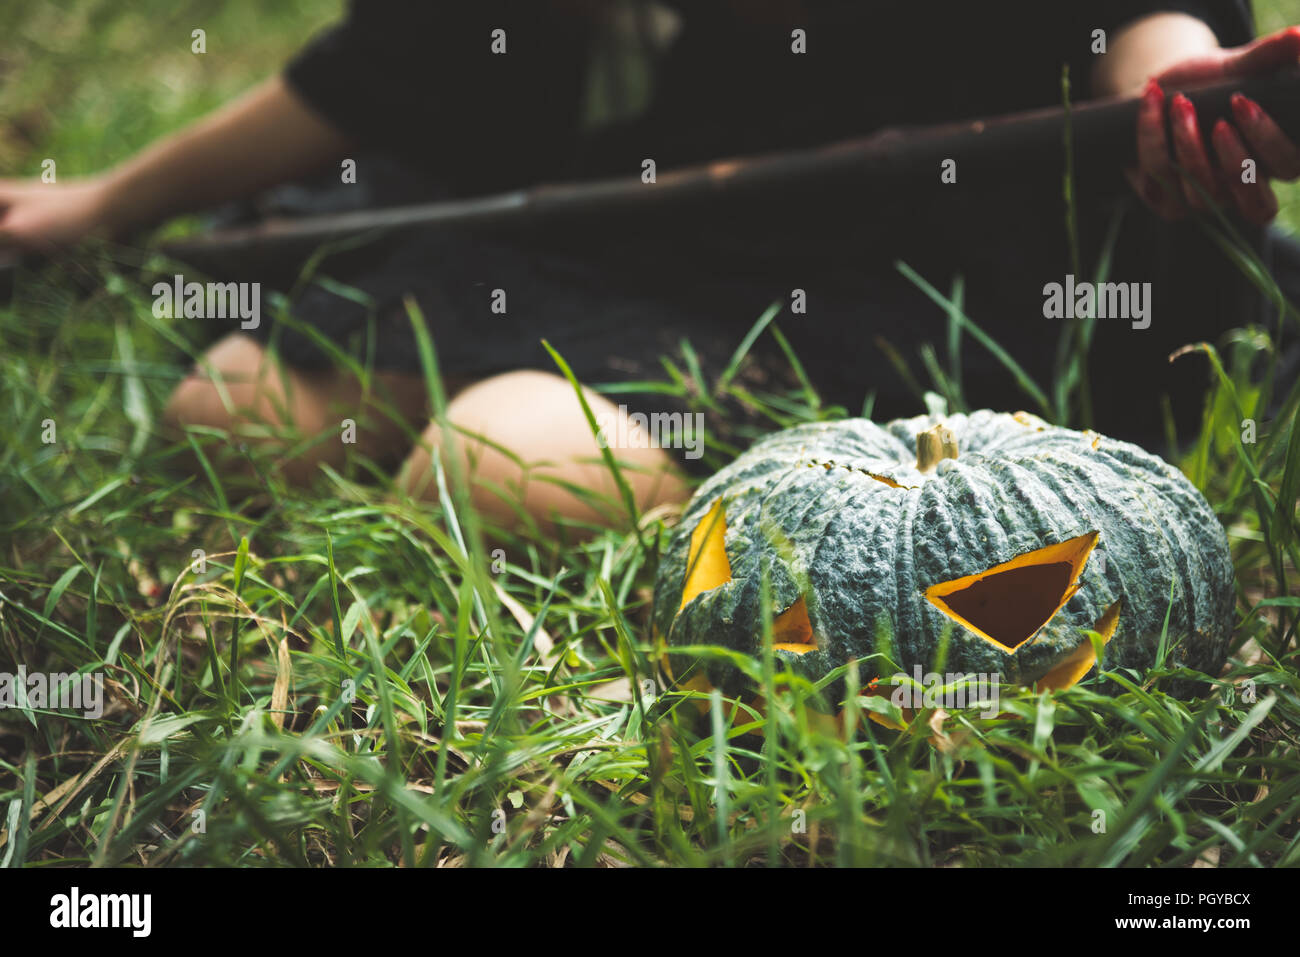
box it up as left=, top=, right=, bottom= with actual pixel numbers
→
left=285, top=1, right=1254, bottom=187
left=262, top=0, right=1269, bottom=455
left=284, top=2, right=595, bottom=194
left=619, top=2, right=1252, bottom=169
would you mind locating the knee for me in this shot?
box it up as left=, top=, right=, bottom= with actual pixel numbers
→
left=162, top=374, right=224, bottom=436
left=396, top=369, right=692, bottom=529
left=163, top=335, right=269, bottom=436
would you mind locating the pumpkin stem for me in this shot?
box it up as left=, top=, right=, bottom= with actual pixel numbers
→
left=916, top=423, right=959, bottom=471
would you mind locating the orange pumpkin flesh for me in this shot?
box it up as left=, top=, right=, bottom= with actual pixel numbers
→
left=1033, top=598, right=1121, bottom=691
left=679, top=499, right=731, bottom=612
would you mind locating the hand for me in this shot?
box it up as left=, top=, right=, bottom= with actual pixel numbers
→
left=1129, top=27, right=1300, bottom=225
left=0, top=176, right=115, bottom=254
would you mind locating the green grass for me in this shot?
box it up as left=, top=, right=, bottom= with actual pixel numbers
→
left=1, top=1, right=1298, bottom=868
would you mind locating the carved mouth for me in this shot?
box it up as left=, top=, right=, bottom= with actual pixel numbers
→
left=1033, top=599, right=1121, bottom=690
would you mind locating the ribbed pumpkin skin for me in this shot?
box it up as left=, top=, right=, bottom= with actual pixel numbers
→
left=653, top=411, right=1235, bottom=697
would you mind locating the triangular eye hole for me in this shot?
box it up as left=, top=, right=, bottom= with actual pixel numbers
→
left=924, top=532, right=1099, bottom=653
left=680, top=499, right=733, bottom=611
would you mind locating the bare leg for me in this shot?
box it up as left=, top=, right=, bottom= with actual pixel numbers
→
left=398, top=370, right=691, bottom=532
left=162, top=333, right=428, bottom=485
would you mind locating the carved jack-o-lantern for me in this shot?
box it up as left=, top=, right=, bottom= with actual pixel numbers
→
left=652, top=411, right=1234, bottom=708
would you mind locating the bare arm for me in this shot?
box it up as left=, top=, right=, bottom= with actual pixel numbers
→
left=0, top=75, right=352, bottom=251
left=1091, top=12, right=1220, bottom=98
left=102, top=75, right=352, bottom=231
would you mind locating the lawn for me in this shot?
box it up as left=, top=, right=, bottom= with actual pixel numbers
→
left=0, top=1, right=1298, bottom=869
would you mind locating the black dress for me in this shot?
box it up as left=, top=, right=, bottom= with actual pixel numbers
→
left=241, top=0, right=1271, bottom=454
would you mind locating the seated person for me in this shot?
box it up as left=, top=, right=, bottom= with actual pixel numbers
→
left=2, top=1, right=1296, bottom=530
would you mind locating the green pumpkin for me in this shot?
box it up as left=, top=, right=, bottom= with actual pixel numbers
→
left=652, top=410, right=1234, bottom=706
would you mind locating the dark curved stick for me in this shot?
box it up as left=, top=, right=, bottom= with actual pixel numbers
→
left=6, top=65, right=1300, bottom=289
left=157, top=66, right=1300, bottom=276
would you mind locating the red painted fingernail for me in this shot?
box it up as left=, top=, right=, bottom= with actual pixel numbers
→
left=1171, top=95, right=1202, bottom=140
left=1143, top=79, right=1164, bottom=107
left=1232, top=93, right=1262, bottom=124
left=1212, top=118, right=1234, bottom=144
